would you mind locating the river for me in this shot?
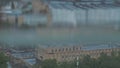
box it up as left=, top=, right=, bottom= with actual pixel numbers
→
left=0, top=26, right=120, bottom=46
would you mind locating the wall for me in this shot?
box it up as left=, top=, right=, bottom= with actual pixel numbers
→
left=36, top=46, right=120, bottom=62
left=32, top=0, right=48, bottom=14
left=23, top=14, right=48, bottom=26
left=76, top=8, right=120, bottom=26
left=50, top=7, right=120, bottom=27
left=75, top=9, right=86, bottom=25
left=50, top=8, right=77, bottom=27
left=87, top=8, right=120, bottom=25
left=18, top=15, right=24, bottom=26
left=7, top=15, right=16, bottom=24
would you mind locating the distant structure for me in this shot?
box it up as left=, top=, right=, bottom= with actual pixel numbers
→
left=31, top=0, right=52, bottom=26
left=35, top=44, right=120, bottom=62
left=1, top=0, right=51, bottom=27
left=1, top=0, right=120, bottom=28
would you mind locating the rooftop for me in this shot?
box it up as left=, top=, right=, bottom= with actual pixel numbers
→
left=44, top=0, right=120, bottom=10
left=44, top=43, right=120, bottom=51
left=11, top=52, right=35, bottom=59
left=24, top=58, right=36, bottom=65
left=82, top=44, right=120, bottom=50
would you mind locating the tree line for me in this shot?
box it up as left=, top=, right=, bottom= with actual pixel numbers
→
left=0, top=51, right=9, bottom=68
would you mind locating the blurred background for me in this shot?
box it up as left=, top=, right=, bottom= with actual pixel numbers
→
left=1, top=0, right=120, bottom=68
left=0, top=0, right=120, bottom=47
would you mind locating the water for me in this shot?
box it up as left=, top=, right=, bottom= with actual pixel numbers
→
left=0, top=26, right=120, bottom=46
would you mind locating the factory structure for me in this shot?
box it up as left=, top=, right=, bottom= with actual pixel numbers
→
left=1, top=0, right=120, bottom=29
left=35, top=44, right=120, bottom=62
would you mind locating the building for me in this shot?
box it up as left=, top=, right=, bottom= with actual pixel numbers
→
left=2, top=14, right=23, bottom=26
left=1, top=0, right=120, bottom=28
left=46, top=1, right=120, bottom=28
left=9, top=49, right=36, bottom=68
left=1, top=1, right=24, bottom=26
left=1, top=0, right=50, bottom=26
left=36, top=44, right=120, bottom=62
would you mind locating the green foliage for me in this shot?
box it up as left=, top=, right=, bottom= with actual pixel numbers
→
left=58, top=61, right=76, bottom=68
left=0, top=52, right=9, bottom=68
left=41, top=59, right=57, bottom=68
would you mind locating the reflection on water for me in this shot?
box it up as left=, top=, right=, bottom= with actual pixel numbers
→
left=0, top=27, right=120, bottom=46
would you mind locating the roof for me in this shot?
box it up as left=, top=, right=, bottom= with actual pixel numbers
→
left=24, top=58, right=36, bottom=65
left=82, top=44, right=120, bottom=50
left=11, top=52, right=34, bottom=58
left=46, top=1, right=120, bottom=10
left=49, top=2, right=78, bottom=10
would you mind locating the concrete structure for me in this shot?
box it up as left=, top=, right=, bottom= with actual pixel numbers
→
left=36, top=44, right=120, bottom=62
left=47, top=1, right=120, bottom=28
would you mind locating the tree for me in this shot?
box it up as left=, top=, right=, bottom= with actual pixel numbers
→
left=0, top=52, right=9, bottom=68
left=41, top=59, right=58, bottom=68
left=58, top=61, right=76, bottom=68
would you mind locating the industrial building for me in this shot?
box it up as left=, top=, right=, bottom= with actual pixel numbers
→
left=45, top=0, right=120, bottom=28
left=35, top=44, right=120, bottom=62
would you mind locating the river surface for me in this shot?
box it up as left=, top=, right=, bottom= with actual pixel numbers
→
left=0, top=26, right=120, bottom=46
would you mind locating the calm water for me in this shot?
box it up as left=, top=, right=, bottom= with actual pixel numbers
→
left=0, top=26, right=120, bottom=46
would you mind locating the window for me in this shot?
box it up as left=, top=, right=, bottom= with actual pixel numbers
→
left=69, top=48, right=71, bottom=51
left=73, top=47, right=75, bottom=51
left=66, top=48, right=68, bottom=51
left=62, top=48, right=64, bottom=52
left=59, top=49, right=61, bottom=52
left=55, top=49, right=57, bottom=52
left=76, top=48, right=78, bottom=50
left=52, top=49, right=54, bottom=53
left=80, top=47, right=81, bottom=50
